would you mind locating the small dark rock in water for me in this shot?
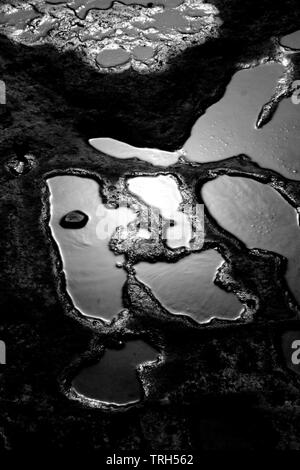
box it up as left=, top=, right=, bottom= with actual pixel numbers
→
left=60, top=210, right=89, bottom=229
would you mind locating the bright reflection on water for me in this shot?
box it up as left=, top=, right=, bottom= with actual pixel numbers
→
left=281, top=30, right=300, bottom=49
left=135, top=249, right=242, bottom=322
left=47, top=176, right=136, bottom=320
left=184, top=63, right=300, bottom=179
left=89, top=137, right=180, bottom=167
left=47, top=0, right=184, bottom=19
left=0, top=6, right=40, bottom=26
left=202, top=176, right=300, bottom=304
left=72, top=340, right=158, bottom=405
left=96, top=47, right=131, bottom=68
left=127, top=175, right=192, bottom=249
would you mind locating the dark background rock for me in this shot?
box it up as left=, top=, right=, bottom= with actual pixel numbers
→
left=1, top=0, right=300, bottom=451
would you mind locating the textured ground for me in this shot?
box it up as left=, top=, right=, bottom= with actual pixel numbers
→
left=1, top=0, right=300, bottom=451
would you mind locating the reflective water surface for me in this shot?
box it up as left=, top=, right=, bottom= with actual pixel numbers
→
left=132, top=45, right=155, bottom=62
left=89, top=137, right=180, bottom=166
left=48, top=175, right=136, bottom=320
left=184, top=63, right=300, bottom=180
left=202, top=176, right=300, bottom=304
left=96, top=47, right=131, bottom=68
left=47, top=0, right=184, bottom=20
left=48, top=175, right=235, bottom=324
left=135, top=249, right=243, bottom=322
left=281, top=30, right=300, bottom=49
left=72, top=340, right=159, bottom=405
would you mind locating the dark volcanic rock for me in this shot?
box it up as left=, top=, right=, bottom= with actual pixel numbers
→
left=5, top=154, right=36, bottom=177
left=1, top=0, right=300, bottom=453
left=60, top=210, right=89, bottom=229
